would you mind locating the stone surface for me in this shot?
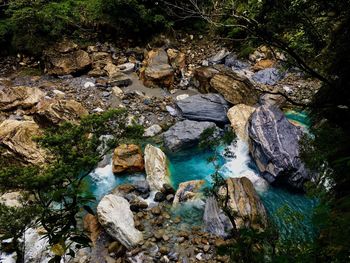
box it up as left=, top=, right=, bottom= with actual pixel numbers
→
left=167, top=49, right=186, bottom=70
left=163, top=120, right=217, bottom=151
left=97, top=195, right=143, bottom=249
left=112, top=144, right=144, bottom=174
left=227, top=104, right=256, bottom=141
left=83, top=214, right=102, bottom=244
left=209, top=66, right=259, bottom=105
left=0, top=120, right=46, bottom=165
left=0, top=86, right=44, bottom=111
left=252, top=59, right=275, bottom=71
left=144, top=144, right=170, bottom=192
left=173, top=180, right=205, bottom=205
left=0, top=191, right=22, bottom=207
left=203, top=196, right=233, bottom=238
left=219, top=177, right=268, bottom=230
left=176, top=94, right=229, bottom=124
left=252, top=68, right=284, bottom=85
left=143, top=124, right=162, bottom=137
left=141, top=49, right=174, bottom=88
left=33, top=98, right=88, bottom=126
left=248, top=105, right=310, bottom=189
left=193, top=67, right=219, bottom=93
left=208, top=48, right=231, bottom=65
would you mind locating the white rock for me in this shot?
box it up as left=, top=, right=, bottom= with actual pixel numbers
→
left=52, top=89, right=65, bottom=98
left=144, top=144, right=170, bottom=192
left=92, top=107, right=104, bottom=113
left=97, top=195, right=143, bottom=249
left=116, top=63, right=135, bottom=74
left=227, top=104, right=256, bottom=141
left=0, top=192, right=22, bottom=207
left=112, top=86, right=124, bottom=98
left=196, top=253, right=203, bottom=261
left=166, top=106, right=177, bottom=116
left=176, top=94, right=189, bottom=101
left=143, top=124, right=162, bottom=137
left=84, top=81, right=95, bottom=88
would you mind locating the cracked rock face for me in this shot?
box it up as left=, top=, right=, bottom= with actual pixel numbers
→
left=248, top=105, right=310, bottom=190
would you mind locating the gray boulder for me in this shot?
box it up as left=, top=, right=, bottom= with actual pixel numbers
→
left=248, top=105, right=310, bottom=189
left=176, top=94, right=229, bottom=124
left=203, top=196, right=233, bottom=238
left=163, top=120, right=218, bottom=151
left=252, top=67, right=284, bottom=85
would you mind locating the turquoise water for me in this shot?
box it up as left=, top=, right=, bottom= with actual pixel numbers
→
left=285, top=109, right=311, bottom=129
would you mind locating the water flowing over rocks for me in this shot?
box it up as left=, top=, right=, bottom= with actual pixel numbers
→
left=163, top=120, right=218, bottom=151
left=144, top=144, right=170, bottom=192
left=0, top=86, right=44, bottom=111
left=173, top=180, right=205, bottom=205
left=227, top=104, right=256, bottom=141
left=176, top=93, right=229, bottom=124
left=112, top=144, right=144, bottom=174
left=248, top=105, right=310, bottom=189
left=203, top=196, right=234, bottom=238
left=97, top=194, right=143, bottom=249
left=33, top=98, right=88, bottom=126
left=0, top=119, right=46, bottom=165
left=219, top=177, right=268, bottom=230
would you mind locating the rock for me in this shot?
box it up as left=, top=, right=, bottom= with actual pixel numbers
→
left=44, top=48, right=91, bottom=75
left=112, top=144, right=144, bottom=174
left=209, top=66, right=259, bottom=105
left=116, top=63, right=135, bottom=74
left=176, top=94, right=230, bottom=124
left=252, top=68, right=284, bottom=85
left=193, top=67, right=219, bottom=93
left=219, top=177, right=268, bottom=230
left=227, top=104, right=256, bottom=141
left=141, top=49, right=174, bottom=88
left=0, top=120, right=46, bottom=165
left=252, top=59, right=275, bottom=71
left=166, top=106, right=178, bottom=116
left=161, top=183, right=176, bottom=195
left=129, top=197, right=148, bottom=211
left=105, top=62, right=132, bottom=87
left=132, top=180, right=150, bottom=194
left=112, top=86, right=124, bottom=98
left=163, top=120, right=218, bottom=151
left=150, top=206, right=161, bottom=215
left=143, top=124, right=162, bottom=137
left=154, top=192, right=166, bottom=202
left=144, top=144, right=170, bottom=192
left=33, top=98, right=88, bottom=126
left=208, top=49, right=231, bottom=65
left=259, top=93, right=286, bottom=108
left=167, top=49, right=186, bottom=70
left=97, top=195, right=143, bottom=249
left=0, top=191, right=22, bottom=207
left=248, top=105, right=310, bottom=189
left=84, top=81, right=95, bottom=88
left=0, top=86, right=45, bottom=111
left=173, top=180, right=205, bottom=205
left=83, top=214, right=102, bottom=244
left=224, top=54, right=250, bottom=69
left=176, top=94, right=189, bottom=101
left=203, top=196, right=233, bottom=238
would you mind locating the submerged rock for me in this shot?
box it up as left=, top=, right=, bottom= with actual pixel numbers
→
left=144, top=144, right=170, bottom=192
left=203, top=196, right=233, bottom=238
left=176, top=93, right=229, bottom=124
left=248, top=105, right=310, bottom=189
left=97, top=195, right=143, bottom=249
left=0, top=86, right=44, bottom=111
left=0, top=120, right=46, bottom=165
left=112, top=144, right=144, bottom=174
left=252, top=68, right=284, bottom=85
left=173, top=180, right=205, bottom=205
left=163, top=120, right=218, bottom=151
left=219, top=177, right=267, bottom=230
left=227, top=104, right=256, bottom=141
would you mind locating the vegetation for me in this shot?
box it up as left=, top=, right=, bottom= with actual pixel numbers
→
left=0, top=109, right=143, bottom=262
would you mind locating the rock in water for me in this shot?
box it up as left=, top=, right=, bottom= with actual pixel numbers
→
left=144, top=144, right=170, bottom=192
left=0, top=86, right=44, bottom=111
left=176, top=93, right=229, bottom=124
left=248, top=105, right=309, bottom=189
left=0, top=120, right=46, bottom=165
left=219, top=177, right=268, bottom=230
left=203, top=196, right=233, bottom=238
left=227, top=104, right=256, bottom=141
left=141, top=49, right=174, bottom=88
left=163, top=120, right=218, bottom=151
left=112, top=144, right=144, bottom=174
left=173, top=180, right=205, bottom=205
left=33, top=98, right=88, bottom=126
left=97, top=195, right=143, bottom=249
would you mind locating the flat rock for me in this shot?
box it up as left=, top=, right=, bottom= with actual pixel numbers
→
left=176, top=93, right=229, bottom=124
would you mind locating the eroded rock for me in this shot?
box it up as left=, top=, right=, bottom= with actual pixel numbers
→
left=112, top=144, right=144, bottom=174
left=0, top=86, right=44, bottom=111
left=227, top=104, right=256, bottom=141
left=173, top=180, right=205, bottom=205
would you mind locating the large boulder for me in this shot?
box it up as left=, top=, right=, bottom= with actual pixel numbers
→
left=163, top=120, right=218, bottom=151
left=140, top=49, right=174, bottom=88
left=0, top=120, right=46, bottom=165
left=219, top=177, right=267, bottom=230
left=112, top=144, right=144, bottom=174
left=33, top=98, right=88, bottom=126
left=44, top=47, right=91, bottom=75
left=227, top=104, right=256, bottom=141
left=203, top=196, right=234, bottom=238
left=248, top=105, right=309, bottom=189
left=209, top=66, right=259, bottom=105
left=252, top=68, right=284, bottom=85
left=97, top=195, right=143, bottom=249
left=193, top=67, right=219, bottom=93
left=176, top=93, right=229, bottom=124
left=144, top=144, right=170, bottom=192
left=173, top=180, right=205, bottom=205
left=104, top=62, right=132, bottom=87
left=0, top=86, right=44, bottom=111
